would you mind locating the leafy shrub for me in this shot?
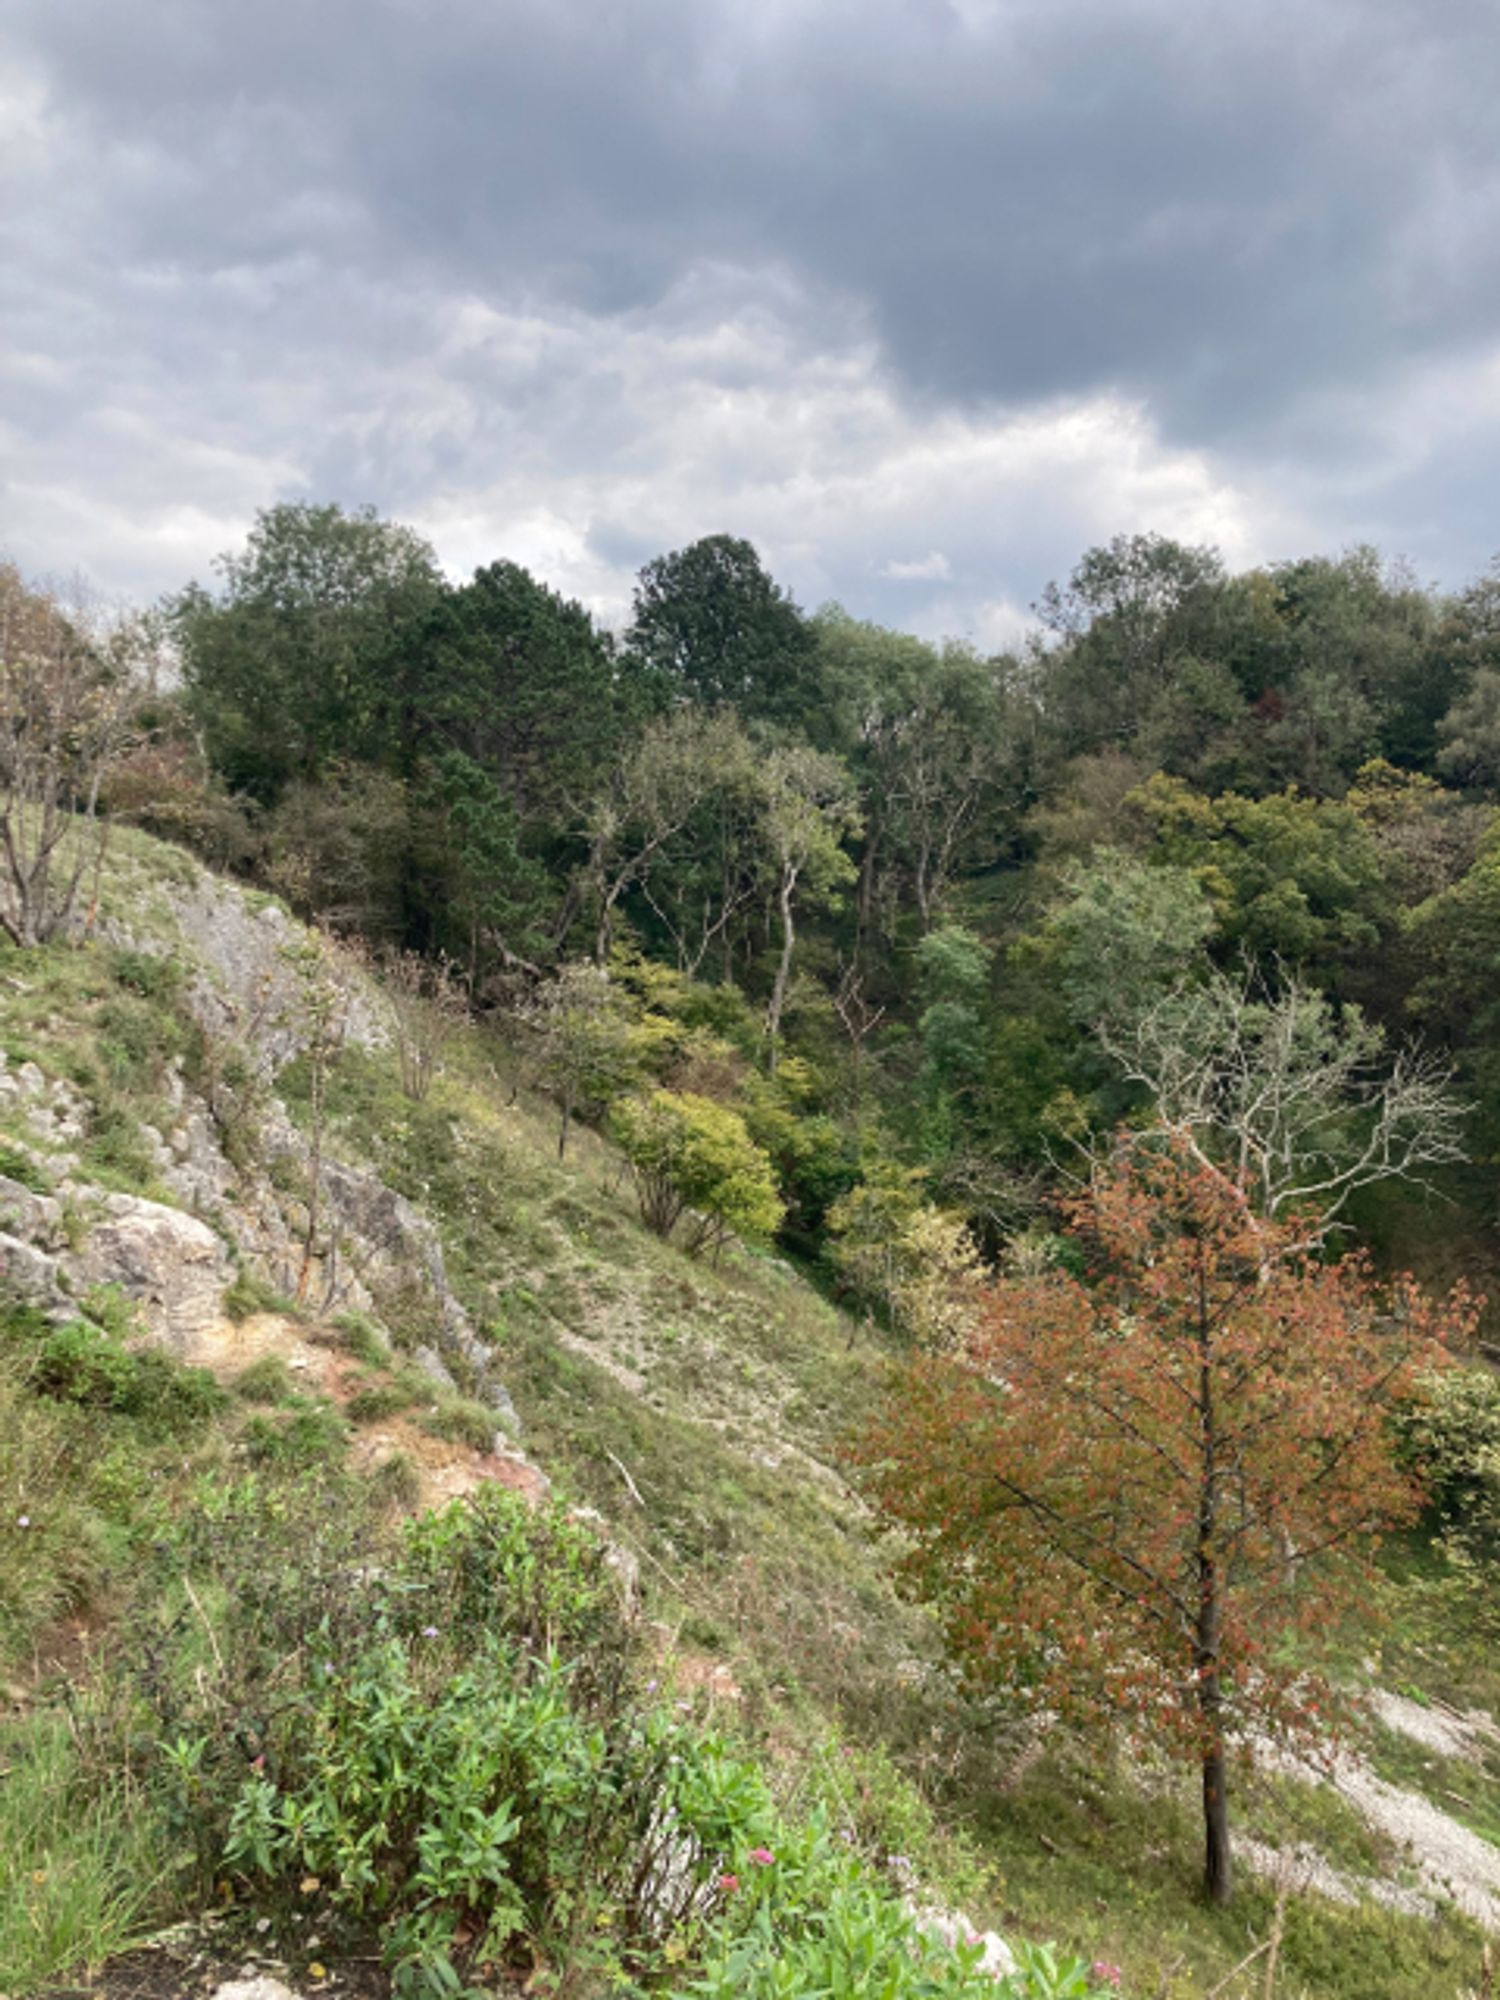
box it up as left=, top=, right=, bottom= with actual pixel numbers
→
left=243, top=1401, right=350, bottom=1470
left=222, top=1267, right=295, bottom=1323
left=691, top=1823, right=1105, bottom=2000
left=78, top=1284, right=141, bottom=1341
left=1398, top=1367, right=1500, bottom=1563
left=395, top=1487, right=631, bottom=1668
left=96, top=997, right=170, bottom=1092
left=34, top=1319, right=138, bottom=1411
left=32, top=1317, right=226, bottom=1437
left=335, top=1310, right=391, bottom=1366
left=225, top=1637, right=767, bottom=1995
left=612, top=1089, right=784, bottom=1256
left=117, top=1482, right=1104, bottom=2000
left=108, top=947, right=184, bottom=1003
left=826, top=1173, right=986, bottom=1348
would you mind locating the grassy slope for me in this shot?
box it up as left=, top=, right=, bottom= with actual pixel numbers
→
left=0, top=825, right=1493, bottom=1998
left=302, top=1016, right=1490, bottom=1996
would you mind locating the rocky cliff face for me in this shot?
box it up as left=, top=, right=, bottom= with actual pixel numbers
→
left=0, top=864, right=516, bottom=1433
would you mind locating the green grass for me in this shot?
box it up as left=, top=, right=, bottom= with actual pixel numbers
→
left=0, top=1711, right=172, bottom=1993
left=233, top=1355, right=300, bottom=1404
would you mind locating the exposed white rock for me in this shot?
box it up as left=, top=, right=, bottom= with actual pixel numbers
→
left=211, top=1979, right=304, bottom=2000
left=908, top=1903, right=1018, bottom=1980
left=1368, top=1687, right=1500, bottom=1763
left=0, top=1229, right=65, bottom=1307
left=67, top=1192, right=234, bottom=1349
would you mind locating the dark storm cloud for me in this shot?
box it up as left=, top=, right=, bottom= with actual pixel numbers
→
left=18, top=0, right=1500, bottom=433
left=4, top=0, right=1500, bottom=614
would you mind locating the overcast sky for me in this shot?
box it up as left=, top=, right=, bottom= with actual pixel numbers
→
left=4, top=0, right=1499, bottom=643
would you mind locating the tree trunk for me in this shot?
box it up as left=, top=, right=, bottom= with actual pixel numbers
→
left=1200, top=1719, right=1232, bottom=1906
left=765, top=862, right=798, bottom=1074
left=1195, top=1258, right=1232, bottom=1904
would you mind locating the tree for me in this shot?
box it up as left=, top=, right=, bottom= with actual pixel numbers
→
left=1100, top=967, right=1466, bottom=1235
left=611, top=1089, right=784, bottom=1256
left=264, top=762, right=409, bottom=936
left=1437, top=666, right=1500, bottom=793
left=1404, top=820, right=1500, bottom=1143
left=0, top=562, right=134, bottom=948
left=826, top=1169, right=986, bottom=1349
left=519, top=961, right=664, bottom=1160
left=369, top=945, right=468, bottom=1104
left=174, top=503, right=442, bottom=801
left=414, top=560, right=631, bottom=824
left=626, top=535, right=819, bottom=726
left=813, top=611, right=1022, bottom=940
left=1030, top=851, right=1216, bottom=1031
left=1129, top=774, right=1391, bottom=971
left=759, top=745, right=859, bottom=1064
left=415, top=749, right=553, bottom=978
left=858, top=1132, right=1472, bottom=1904
left=583, top=708, right=757, bottom=964
left=1036, top=533, right=1227, bottom=759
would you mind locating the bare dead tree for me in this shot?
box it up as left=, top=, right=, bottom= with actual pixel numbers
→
left=279, top=934, right=353, bottom=1306
left=0, top=562, right=134, bottom=948
left=1099, top=965, right=1467, bottom=1239
left=832, top=957, right=886, bottom=1109
left=372, top=944, right=469, bottom=1103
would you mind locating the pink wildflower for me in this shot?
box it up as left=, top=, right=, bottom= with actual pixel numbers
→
left=748, top=1847, right=775, bottom=1866
left=718, top=1873, right=740, bottom=1894
left=1091, top=1963, right=1123, bottom=1991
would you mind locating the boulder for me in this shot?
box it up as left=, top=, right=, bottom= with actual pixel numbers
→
left=411, top=1343, right=458, bottom=1393
left=0, top=1229, right=66, bottom=1310
left=0, top=1173, right=62, bottom=1245
left=67, top=1193, right=234, bottom=1350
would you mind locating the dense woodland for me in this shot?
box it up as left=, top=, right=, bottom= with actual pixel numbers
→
left=69, top=506, right=1500, bottom=1296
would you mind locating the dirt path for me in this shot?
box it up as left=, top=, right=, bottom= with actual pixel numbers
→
left=183, top=1313, right=548, bottom=1512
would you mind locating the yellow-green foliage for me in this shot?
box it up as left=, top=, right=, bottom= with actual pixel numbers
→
left=826, top=1170, right=984, bottom=1348
left=612, top=1087, right=784, bottom=1254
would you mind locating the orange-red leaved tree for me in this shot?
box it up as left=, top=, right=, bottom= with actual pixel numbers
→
left=854, top=1130, right=1476, bottom=1905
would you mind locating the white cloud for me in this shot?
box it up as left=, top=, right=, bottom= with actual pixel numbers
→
left=0, top=243, right=1315, bottom=638
left=883, top=553, right=953, bottom=583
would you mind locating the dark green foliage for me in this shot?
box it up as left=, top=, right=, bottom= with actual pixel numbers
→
left=626, top=533, right=819, bottom=725
left=108, top=947, right=184, bottom=1002
left=174, top=502, right=443, bottom=801
left=242, top=1400, right=350, bottom=1470
left=416, top=559, right=633, bottom=824
left=346, top=1377, right=418, bottom=1422
left=113, top=1481, right=1098, bottom=2000
left=31, top=1316, right=226, bottom=1436
left=233, top=1356, right=299, bottom=1405
left=154, top=504, right=1500, bottom=1331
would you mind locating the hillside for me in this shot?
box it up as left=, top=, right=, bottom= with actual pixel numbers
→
left=0, top=826, right=1497, bottom=1999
